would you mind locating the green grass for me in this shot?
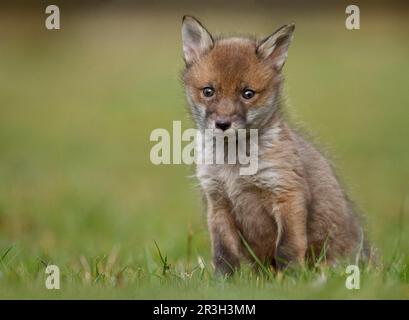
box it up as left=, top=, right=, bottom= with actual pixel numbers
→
left=0, top=5, right=409, bottom=299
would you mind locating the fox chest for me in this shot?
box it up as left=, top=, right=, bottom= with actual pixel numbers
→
left=197, top=163, right=279, bottom=203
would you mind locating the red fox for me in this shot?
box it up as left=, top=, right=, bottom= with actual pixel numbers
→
left=181, top=15, right=369, bottom=274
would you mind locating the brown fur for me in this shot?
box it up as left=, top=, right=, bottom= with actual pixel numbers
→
left=181, top=16, right=368, bottom=274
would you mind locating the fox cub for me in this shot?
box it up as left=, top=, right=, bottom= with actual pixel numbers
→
left=181, top=16, right=368, bottom=274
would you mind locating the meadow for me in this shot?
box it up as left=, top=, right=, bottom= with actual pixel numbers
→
left=0, top=3, right=408, bottom=299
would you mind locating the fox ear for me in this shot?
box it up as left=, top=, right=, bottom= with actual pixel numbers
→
left=256, top=24, right=295, bottom=71
left=182, top=15, right=214, bottom=65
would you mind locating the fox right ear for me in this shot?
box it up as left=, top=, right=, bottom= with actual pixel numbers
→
left=182, top=16, right=214, bottom=65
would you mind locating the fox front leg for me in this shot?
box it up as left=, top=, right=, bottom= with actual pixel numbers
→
left=272, top=192, right=308, bottom=269
left=207, top=196, right=241, bottom=276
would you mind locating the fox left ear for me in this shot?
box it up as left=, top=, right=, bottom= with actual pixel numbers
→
left=182, top=15, right=214, bottom=65
left=256, top=24, right=295, bottom=71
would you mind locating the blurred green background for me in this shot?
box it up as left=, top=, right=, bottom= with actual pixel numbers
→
left=0, top=1, right=408, bottom=298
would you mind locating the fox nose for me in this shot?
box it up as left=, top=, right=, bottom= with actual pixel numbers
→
left=215, top=119, right=231, bottom=131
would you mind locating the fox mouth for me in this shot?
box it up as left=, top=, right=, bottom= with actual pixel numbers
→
left=213, top=127, right=237, bottom=137
left=207, top=119, right=246, bottom=131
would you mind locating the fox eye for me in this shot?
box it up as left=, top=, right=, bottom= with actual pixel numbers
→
left=242, top=89, right=255, bottom=99
left=202, top=87, right=215, bottom=98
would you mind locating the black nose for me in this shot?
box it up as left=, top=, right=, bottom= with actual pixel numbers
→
left=215, top=119, right=231, bottom=131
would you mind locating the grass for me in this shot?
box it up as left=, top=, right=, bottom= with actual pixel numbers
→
left=0, top=4, right=409, bottom=299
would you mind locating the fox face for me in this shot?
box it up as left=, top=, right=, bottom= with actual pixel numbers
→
left=182, top=16, right=295, bottom=132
